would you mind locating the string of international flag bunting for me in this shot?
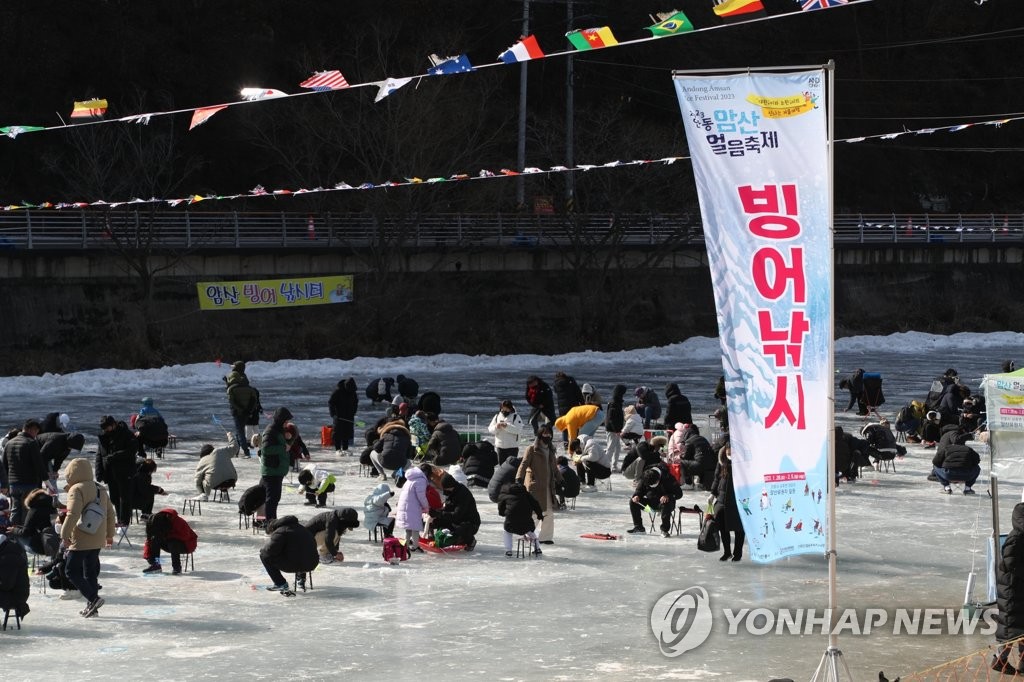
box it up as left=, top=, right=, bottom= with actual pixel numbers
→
left=0, top=0, right=1001, bottom=211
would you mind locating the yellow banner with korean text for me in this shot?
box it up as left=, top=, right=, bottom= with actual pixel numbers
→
left=197, top=275, right=354, bottom=310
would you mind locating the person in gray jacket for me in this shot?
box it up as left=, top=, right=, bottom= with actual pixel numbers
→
left=193, top=434, right=240, bottom=500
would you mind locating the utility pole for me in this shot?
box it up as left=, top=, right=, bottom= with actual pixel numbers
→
left=516, top=0, right=530, bottom=210
left=565, top=0, right=575, bottom=212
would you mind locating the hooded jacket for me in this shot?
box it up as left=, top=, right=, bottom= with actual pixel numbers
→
left=524, top=376, right=556, bottom=422
left=375, top=420, right=412, bottom=470
left=997, top=503, right=1024, bottom=641
left=577, top=434, right=610, bottom=469
left=328, top=378, right=360, bottom=422
left=426, top=421, right=461, bottom=466
left=226, top=371, right=261, bottom=423
left=605, top=384, right=627, bottom=433
left=96, top=421, right=140, bottom=482
left=462, top=441, right=498, bottom=485
left=552, top=372, right=584, bottom=417
left=663, top=383, right=693, bottom=427
left=259, top=408, right=293, bottom=477
left=143, top=508, right=198, bottom=560
left=363, top=482, right=394, bottom=529
left=489, top=456, right=522, bottom=504
left=488, top=410, right=525, bottom=450
left=259, top=515, right=319, bottom=574
left=60, top=457, right=116, bottom=551
left=932, top=443, right=981, bottom=471
left=303, top=508, right=359, bottom=555
left=497, top=481, right=543, bottom=535
left=16, top=488, right=61, bottom=556
left=553, top=405, right=600, bottom=444
left=395, top=467, right=431, bottom=532
left=633, top=464, right=682, bottom=507
left=680, top=429, right=716, bottom=477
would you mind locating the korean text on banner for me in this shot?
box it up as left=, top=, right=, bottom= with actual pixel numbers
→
left=673, top=69, right=830, bottom=562
left=197, top=275, right=354, bottom=310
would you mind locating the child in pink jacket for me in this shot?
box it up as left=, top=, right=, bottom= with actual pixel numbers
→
left=395, top=464, right=431, bottom=551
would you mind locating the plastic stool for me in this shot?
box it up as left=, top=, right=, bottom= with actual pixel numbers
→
left=181, top=497, right=202, bottom=516
left=515, top=536, right=536, bottom=559
left=294, top=571, right=313, bottom=592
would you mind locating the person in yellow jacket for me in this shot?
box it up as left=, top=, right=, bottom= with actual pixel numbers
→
left=60, top=457, right=116, bottom=618
left=553, top=404, right=602, bottom=448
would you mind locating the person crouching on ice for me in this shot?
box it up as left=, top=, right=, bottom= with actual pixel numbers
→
left=142, top=508, right=197, bottom=575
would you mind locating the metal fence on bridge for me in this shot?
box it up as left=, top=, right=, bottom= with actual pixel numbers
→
left=0, top=210, right=1021, bottom=250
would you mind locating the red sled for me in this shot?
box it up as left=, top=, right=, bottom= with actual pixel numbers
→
left=418, top=537, right=467, bottom=553
left=580, top=533, right=620, bottom=541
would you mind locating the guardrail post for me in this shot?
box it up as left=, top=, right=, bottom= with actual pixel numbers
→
left=134, top=211, right=140, bottom=248
left=857, top=213, right=863, bottom=243
left=281, top=212, right=287, bottom=247
left=991, top=213, right=996, bottom=243
left=26, top=209, right=32, bottom=249
left=80, top=210, right=87, bottom=248
left=959, top=214, right=964, bottom=243
left=185, top=211, right=192, bottom=248
left=233, top=211, right=240, bottom=249
left=326, top=212, right=333, bottom=247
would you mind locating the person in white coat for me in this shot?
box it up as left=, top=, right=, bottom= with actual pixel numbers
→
left=193, top=434, right=239, bottom=500
left=487, top=400, right=525, bottom=465
left=573, top=433, right=612, bottom=491
left=621, top=405, right=645, bottom=447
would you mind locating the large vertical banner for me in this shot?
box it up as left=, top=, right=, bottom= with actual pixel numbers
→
left=673, top=69, right=830, bottom=562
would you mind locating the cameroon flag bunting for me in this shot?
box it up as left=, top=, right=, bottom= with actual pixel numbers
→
left=566, top=27, right=618, bottom=51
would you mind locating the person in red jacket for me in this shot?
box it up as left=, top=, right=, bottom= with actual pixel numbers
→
left=141, top=508, right=198, bottom=575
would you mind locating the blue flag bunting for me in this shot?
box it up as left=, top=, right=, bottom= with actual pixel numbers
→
left=427, top=54, right=475, bottom=76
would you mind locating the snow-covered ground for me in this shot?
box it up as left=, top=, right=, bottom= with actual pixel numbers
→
left=2, top=332, right=1023, bottom=681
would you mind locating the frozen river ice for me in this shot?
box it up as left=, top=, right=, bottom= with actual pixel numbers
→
left=2, top=331, right=1022, bottom=681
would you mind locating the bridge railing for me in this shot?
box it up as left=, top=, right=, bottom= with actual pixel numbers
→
left=0, top=210, right=1020, bottom=250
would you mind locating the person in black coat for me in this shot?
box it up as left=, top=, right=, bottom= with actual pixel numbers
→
left=604, top=384, right=627, bottom=470
left=462, top=441, right=497, bottom=488
left=39, top=412, right=64, bottom=434
left=995, top=503, right=1024, bottom=673
left=417, top=391, right=442, bottom=416
left=679, top=426, right=717, bottom=490
left=2, top=420, right=45, bottom=526
left=97, top=415, right=141, bottom=527
left=555, top=456, right=581, bottom=509
left=424, top=417, right=461, bottom=466
left=0, top=533, right=30, bottom=622
left=663, top=383, right=693, bottom=428
left=328, top=377, right=359, bottom=453
left=932, top=441, right=982, bottom=494
left=712, top=448, right=745, bottom=562
left=302, top=508, right=360, bottom=564
left=552, top=371, right=584, bottom=440
left=371, top=419, right=413, bottom=479
left=366, top=377, right=394, bottom=404
left=839, top=368, right=867, bottom=415
left=396, top=375, right=419, bottom=402
left=937, top=383, right=969, bottom=427
left=133, top=458, right=167, bottom=519
left=429, top=474, right=481, bottom=550
left=498, top=482, right=543, bottom=556
left=488, top=455, right=522, bottom=504
left=37, top=432, right=86, bottom=484
left=621, top=439, right=664, bottom=481
left=525, top=375, right=556, bottom=437
left=8, top=488, right=61, bottom=560
left=627, top=464, right=682, bottom=537
left=833, top=427, right=857, bottom=484
left=259, top=515, right=319, bottom=594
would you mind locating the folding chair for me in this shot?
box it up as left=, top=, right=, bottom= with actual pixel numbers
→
left=115, top=525, right=134, bottom=548
left=294, top=570, right=313, bottom=592
left=2, top=607, right=22, bottom=631
left=646, top=507, right=659, bottom=534
left=213, top=481, right=235, bottom=503
left=181, top=497, right=202, bottom=516
left=672, top=505, right=705, bottom=537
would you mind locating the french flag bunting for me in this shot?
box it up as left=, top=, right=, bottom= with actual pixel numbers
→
left=498, top=35, right=545, bottom=64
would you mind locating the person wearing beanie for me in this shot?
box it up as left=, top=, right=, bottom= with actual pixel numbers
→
left=258, top=407, right=294, bottom=526
left=193, top=434, right=239, bottom=501
left=428, top=473, right=481, bottom=550
left=327, top=377, right=359, bottom=455
left=302, top=507, right=360, bottom=564
left=223, top=361, right=260, bottom=459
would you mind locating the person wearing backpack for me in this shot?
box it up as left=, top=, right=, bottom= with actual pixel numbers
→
left=259, top=407, right=293, bottom=528
left=141, top=508, right=198, bottom=574
left=60, top=457, right=116, bottom=618
left=224, top=361, right=260, bottom=459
